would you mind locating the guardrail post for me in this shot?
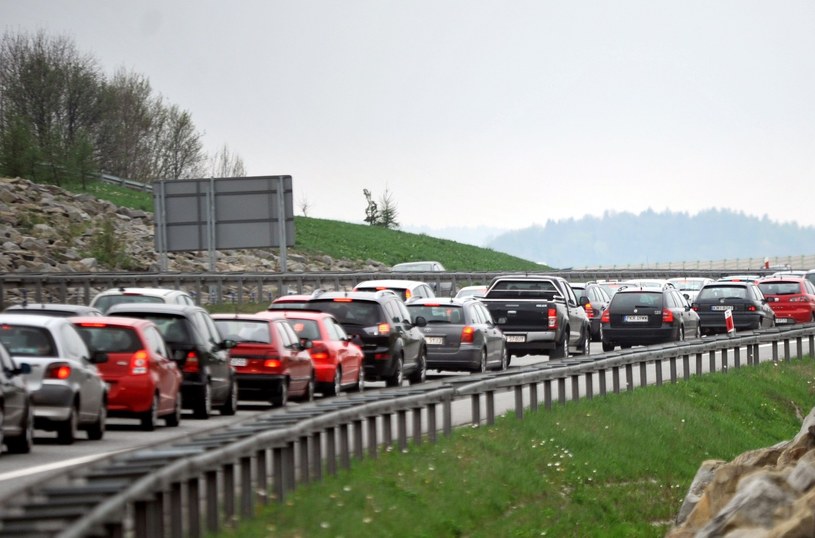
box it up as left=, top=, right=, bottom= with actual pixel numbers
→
left=299, top=435, right=311, bottom=482
left=598, top=368, right=607, bottom=395
left=529, top=382, right=539, bottom=409
left=326, top=428, right=337, bottom=476
left=558, top=377, right=567, bottom=404
left=134, top=500, right=149, bottom=538
left=784, top=338, right=791, bottom=361
left=682, top=353, right=690, bottom=380
left=170, top=481, right=183, bottom=538
left=339, top=424, right=351, bottom=469
left=206, top=469, right=219, bottom=531
left=612, top=366, right=621, bottom=394
left=486, top=391, right=496, bottom=425
left=752, top=343, right=760, bottom=365
left=471, top=394, right=481, bottom=426
left=571, top=374, right=580, bottom=402
left=427, top=403, right=438, bottom=443
left=696, top=351, right=703, bottom=373
left=734, top=346, right=741, bottom=369
left=647, top=361, right=657, bottom=386
left=544, top=379, right=553, bottom=409
left=397, top=410, right=408, bottom=451
left=257, top=448, right=270, bottom=504
left=240, top=456, right=253, bottom=519
left=722, top=348, right=729, bottom=371
left=514, top=385, right=524, bottom=419
left=285, top=441, right=296, bottom=492
left=625, top=364, right=634, bottom=392
left=797, top=336, right=803, bottom=359
left=367, top=416, right=379, bottom=456
left=311, top=432, right=323, bottom=481
left=354, top=419, right=365, bottom=459
left=412, top=408, right=423, bottom=445
left=383, top=413, right=393, bottom=446
left=224, top=462, right=235, bottom=527
left=273, top=446, right=285, bottom=502
left=709, top=349, right=716, bottom=373
left=772, top=341, right=779, bottom=362
left=809, top=335, right=814, bottom=357
left=188, top=477, right=201, bottom=538
left=443, top=397, right=453, bottom=437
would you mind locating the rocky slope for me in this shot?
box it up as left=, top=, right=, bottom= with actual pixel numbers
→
left=0, top=177, right=387, bottom=274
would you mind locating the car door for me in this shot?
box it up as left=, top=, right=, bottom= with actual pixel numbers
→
left=0, top=345, right=27, bottom=433
left=144, top=325, right=178, bottom=414
left=276, top=321, right=311, bottom=392
left=751, top=285, right=775, bottom=327
left=194, top=311, right=230, bottom=401
left=60, top=323, right=104, bottom=423
left=392, top=299, right=422, bottom=367
left=326, top=318, right=359, bottom=386
left=561, top=282, right=588, bottom=346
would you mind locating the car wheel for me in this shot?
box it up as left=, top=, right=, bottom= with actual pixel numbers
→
left=220, top=378, right=238, bottom=416
left=678, top=326, right=685, bottom=342
left=499, top=344, right=509, bottom=370
left=86, top=400, right=106, bottom=441
left=140, top=393, right=159, bottom=431
left=164, top=394, right=182, bottom=427
left=602, top=340, right=615, bottom=352
left=300, top=376, right=315, bottom=402
left=270, top=380, right=288, bottom=407
left=6, top=405, right=33, bottom=454
left=550, top=330, right=568, bottom=360
left=57, top=405, right=78, bottom=445
left=579, top=329, right=591, bottom=356
left=693, top=324, right=701, bottom=340
left=408, top=348, right=427, bottom=384
left=474, top=348, right=487, bottom=374
left=327, top=368, right=342, bottom=397
left=193, top=382, right=213, bottom=419
left=356, top=366, right=365, bottom=392
left=386, top=356, right=404, bottom=387
left=597, top=324, right=604, bottom=343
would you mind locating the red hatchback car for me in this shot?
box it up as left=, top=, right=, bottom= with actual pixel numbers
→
left=757, top=277, right=815, bottom=325
left=70, top=316, right=183, bottom=430
left=263, top=310, right=365, bottom=396
left=212, top=314, right=315, bottom=407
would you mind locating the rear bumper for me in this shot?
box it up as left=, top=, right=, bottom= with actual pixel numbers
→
left=426, top=346, right=482, bottom=371
left=235, top=373, right=286, bottom=401
left=698, top=312, right=763, bottom=333
left=104, top=376, right=156, bottom=413
left=312, top=362, right=339, bottom=384
left=603, top=326, right=675, bottom=345
left=503, top=330, right=557, bottom=356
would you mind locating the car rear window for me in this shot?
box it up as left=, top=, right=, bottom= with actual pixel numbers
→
left=114, top=313, right=191, bottom=344
left=758, top=282, right=802, bottom=295
left=74, top=325, right=140, bottom=353
left=611, top=292, right=664, bottom=309
left=354, top=287, right=409, bottom=301
left=285, top=319, right=321, bottom=340
left=213, top=320, right=271, bottom=343
left=311, top=300, right=382, bottom=326
left=0, top=324, right=56, bottom=357
left=696, top=286, right=749, bottom=301
left=408, top=305, right=464, bottom=324
left=487, top=280, right=557, bottom=299
left=94, top=295, right=164, bottom=314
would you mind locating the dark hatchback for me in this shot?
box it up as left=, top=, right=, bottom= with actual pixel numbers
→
left=307, top=291, right=428, bottom=387
left=601, top=287, right=700, bottom=352
left=693, top=282, right=775, bottom=335
left=407, top=297, right=507, bottom=373
left=570, top=282, right=611, bottom=342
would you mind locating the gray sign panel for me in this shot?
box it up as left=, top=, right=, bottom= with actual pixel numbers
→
left=153, top=175, right=294, bottom=252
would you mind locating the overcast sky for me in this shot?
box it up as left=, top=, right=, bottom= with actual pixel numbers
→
left=3, top=1, right=815, bottom=235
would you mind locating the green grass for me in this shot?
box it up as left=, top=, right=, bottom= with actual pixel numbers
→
left=60, top=180, right=543, bottom=272
left=214, top=358, right=815, bottom=538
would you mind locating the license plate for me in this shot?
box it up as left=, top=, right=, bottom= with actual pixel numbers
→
left=711, top=305, right=733, bottom=311
left=776, top=317, right=792, bottom=324
left=506, top=335, right=526, bottom=343
left=230, top=358, right=247, bottom=367
left=624, top=315, right=648, bottom=322
left=425, top=336, right=444, bottom=345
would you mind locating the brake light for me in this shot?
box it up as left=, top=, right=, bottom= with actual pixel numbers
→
left=584, top=303, right=594, bottom=318
left=309, top=342, right=330, bottom=361
left=78, top=322, right=107, bottom=328
left=131, top=349, right=149, bottom=375
left=747, top=305, right=757, bottom=312
left=662, top=308, right=674, bottom=323
left=548, top=308, right=558, bottom=329
left=461, top=326, right=475, bottom=343
left=333, top=298, right=353, bottom=303
left=264, top=359, right=282, bottom=368
left=377, top=323, right=390, bottom=335
left=46, top=362, right=71, bottom=380
left=183, top=352, right=200, bottom=373
left=601, top=310, right=610, bottom=323
left=405, top=289, right=412, bottom=300
left=692, top=305, right=699, bottom=311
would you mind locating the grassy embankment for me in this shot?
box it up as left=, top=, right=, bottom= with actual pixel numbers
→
left=212, top=358, right=815, bottom=537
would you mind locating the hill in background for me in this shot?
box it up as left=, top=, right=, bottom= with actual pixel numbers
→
left=487, top=208, right=815, bottom=268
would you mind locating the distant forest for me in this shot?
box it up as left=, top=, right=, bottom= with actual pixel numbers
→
left=488, top=208, right=815, bottom=269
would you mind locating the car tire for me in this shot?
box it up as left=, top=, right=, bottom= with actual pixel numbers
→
left=165, top=394, right=182, bottom=427
left=193, top=382, right=213, bottom=419
left=602, top=341, right=615, bottom=352
left=57, top=405, right=78, bottom=445
left=300, top=376, right=315, bottom=402
left=386, top=356, right=404, bottom=387
left=140, top=393, right=159, bottom=431
left=596, top=324, right=604, bottom=343
left=270, top=380, right=288, bottom=407
left=578, top=329, right=591, bottom=356
left=220, top=378, right=238, bottom=416
left=550, top=330, right=568, bottom=360
left=474, top=348, right=487, bottom=374
left=348, top=366, right=365, bottom=393
left=408, top=348, right=427, bottom=385
left=678, top=326, right=685, bottom=342
left=326, top=368, right=342, bottom=397
left=499, top=344, right=509, bottom=370
left=6, top=405, right=33, bottom=454
left=86, top=401, right=106, bottom=441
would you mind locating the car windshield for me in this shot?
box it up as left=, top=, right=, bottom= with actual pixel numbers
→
left=285, top=319, right=321, bottom=340
left=407, top=305, right=464, bottom=324
left=758, top=282, right=802, bottom=296
left=0, top=324, right=56, bottom=357
left=94, top=295, right=164, bottom=314
left=74, top=326, right=140, bottom=353
left=213, top=320, right=271, bottom=343
left=697, top=286, right=748, bottom=301
left=611, top=292, right=663, bottom=309
left=311, top=300, right=382, bottom=326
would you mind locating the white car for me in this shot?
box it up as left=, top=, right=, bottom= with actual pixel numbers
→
left=667, top=277, right=715, bottom=303
left=455, top=285, right=488, bottom=299
left=90, top=287, right=195, bottom=314
left=0, top=314, right=108, bottom=444
left=353, top=279, right=436, bottom=303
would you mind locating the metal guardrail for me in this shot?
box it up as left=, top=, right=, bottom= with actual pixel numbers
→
left=98, top=174, right=152, bottom=193
left=0, top=324, right=812, bottom=537
left=0, top=269, right=776, bottom=310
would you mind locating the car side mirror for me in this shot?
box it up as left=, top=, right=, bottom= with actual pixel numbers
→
left=172, top=349, right=188, bottom=366
left=579, top=296, right=590, bottom=307
left=90, top=351, right=108, bottom=364
left=299, top=338, right=313, bottom=351
left=14, top=362, right=32, bottom=375
left=413, top=316, right=427, bottom=328
left=218, top=339, right=237, bottom=350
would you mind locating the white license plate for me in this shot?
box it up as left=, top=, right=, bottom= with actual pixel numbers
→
left=506, top=335, right=526, bottom=343
left=624, top=315, right=648, bottom=322
left=425, top=336, right=444, bottom=345
left=230, top=358, right=248, bottom=367
left=776, top=317, right=792, bottom=324
left=711, top=305, right=733, bottom=311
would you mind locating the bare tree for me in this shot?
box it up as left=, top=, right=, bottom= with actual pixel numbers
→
left=363, top=188, right=379, bottom=225
left=298, top=193, right=311, bottom=217
left=209, top=144, right=246, bottom=177
left=155, top=104, right=205, bottom=180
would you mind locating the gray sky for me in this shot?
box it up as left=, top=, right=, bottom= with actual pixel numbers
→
left=3, top=1, right=815, bottom=234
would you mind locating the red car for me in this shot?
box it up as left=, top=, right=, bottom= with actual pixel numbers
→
left=70, top=316, right=182, bottom=431
left=212, top=314, right=314, bottom=407
left=262, top=310, right=365, bottom=396
left=757, top=277, right=815, bottom=325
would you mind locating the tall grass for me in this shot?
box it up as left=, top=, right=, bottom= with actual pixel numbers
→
left=216, top=359, right=815, bottom=537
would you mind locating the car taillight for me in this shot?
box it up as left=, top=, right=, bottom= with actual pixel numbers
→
left=309, top=342, right=330, bottom=361
left=46, top=362, right=71, bottom=380
left=264, top=359, right=281, bottom=368
left=131, top=349, right=149, bottom=375
left=548, top=308, right=558, bottom=329
left=405, top=289, right=412, bottom=300
left=788, top=296, right=806, bottom=302
left=692, top=305, right=699, bottom=311
left=183, top=351, right=200, bottom=373
left=747, top=305, right=757, bottom=312
left=461, top=326, right=475, bottom=343
left=377, top=323, right=390, bottom=335
left=662, top=308, right=674, bottom=323
left=601, top=310, right=610, bottom=323
left=584, top=303, right=594, bottom=318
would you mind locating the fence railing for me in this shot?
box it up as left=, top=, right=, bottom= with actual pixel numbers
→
left=1, top=324, right=812, bottom=537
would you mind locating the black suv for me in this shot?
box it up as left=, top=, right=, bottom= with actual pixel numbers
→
left=601, top=285, right=701, bottom=351
left=306, top=291, right=428, bottom=387
left=106, top=303, right=238, bottom=419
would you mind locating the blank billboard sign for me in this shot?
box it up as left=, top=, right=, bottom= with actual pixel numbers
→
left=153, top=175, right=294, bottom=252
